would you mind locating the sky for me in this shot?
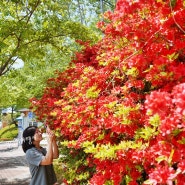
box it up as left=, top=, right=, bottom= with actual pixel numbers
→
left=11, top=57, right=24, bottom=69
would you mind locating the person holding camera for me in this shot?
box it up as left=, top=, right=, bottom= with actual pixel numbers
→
left=22, top=125, right=59, bottom=185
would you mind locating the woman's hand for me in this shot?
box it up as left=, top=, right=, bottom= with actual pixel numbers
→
left=46, top=126, right=54, bottom=143
left=46, top=126, right=57, bottom=142
left=46, top=125, right=59, bottom=159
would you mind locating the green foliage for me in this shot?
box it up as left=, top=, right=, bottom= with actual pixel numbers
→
left=56, top=144, right=95, bottom=184
left=53, top=159, right=66, bottom=184
left=0, top=124, right=18, bottom=141
left=0, top=0, right=106, bottom=108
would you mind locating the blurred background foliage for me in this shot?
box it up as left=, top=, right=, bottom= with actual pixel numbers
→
left=0, top=0, right=116, bottom=110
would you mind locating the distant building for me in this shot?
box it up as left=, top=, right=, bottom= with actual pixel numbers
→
left=18, top=108, right=43, bottom=130
left=0, top=107, right=43, bottom=130
left=16, top=108, right=43, bottom=146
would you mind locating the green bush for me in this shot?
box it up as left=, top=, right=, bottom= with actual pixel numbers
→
left=0, top=124, right=18, bottom=141
left=53, top=159, right=65, bottom=184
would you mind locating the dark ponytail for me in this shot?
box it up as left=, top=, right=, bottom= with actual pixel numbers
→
left=22, top=126, right=37, bottom=153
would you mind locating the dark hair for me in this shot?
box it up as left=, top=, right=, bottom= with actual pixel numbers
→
left=22, top=126, right=37, bottom=153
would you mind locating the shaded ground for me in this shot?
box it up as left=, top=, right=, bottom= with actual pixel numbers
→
left=0, top=140, right=30, bottom=185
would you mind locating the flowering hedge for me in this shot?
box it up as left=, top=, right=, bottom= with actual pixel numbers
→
left=31, top=0, right=185, bottom=184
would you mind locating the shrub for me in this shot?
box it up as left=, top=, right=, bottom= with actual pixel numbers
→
left=0, top=124, right=18, bottom=141
left=31, top=0, right=185, bottom=184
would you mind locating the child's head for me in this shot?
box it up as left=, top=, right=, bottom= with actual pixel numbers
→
left=22, top=126, right=37, bottom=153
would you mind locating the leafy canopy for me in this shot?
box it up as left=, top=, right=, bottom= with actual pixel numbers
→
left=0, top=0, right=107, bottom=108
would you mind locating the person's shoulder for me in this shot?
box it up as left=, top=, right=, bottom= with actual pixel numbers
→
left=26, top=147, right=36, bottom=151
left=26, top=147, right=37, bottom=155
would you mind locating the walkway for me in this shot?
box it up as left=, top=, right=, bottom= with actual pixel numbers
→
left=0, top=140, right=30, bottom=185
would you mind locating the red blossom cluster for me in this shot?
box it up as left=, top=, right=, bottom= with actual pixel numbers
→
left=31, top=0, right=185, bottom=184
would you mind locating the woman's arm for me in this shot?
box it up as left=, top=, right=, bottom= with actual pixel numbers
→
left=52, top=136, right=59, bottom=159
left=45, top=126, right=59, bottom=159
left=40, top=130, right=54, bottom=165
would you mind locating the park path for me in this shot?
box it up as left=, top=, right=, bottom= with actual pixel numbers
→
left=0, top=140, right=30, bottom=185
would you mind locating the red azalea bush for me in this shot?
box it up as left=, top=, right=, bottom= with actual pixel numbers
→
left=31, top=0, right=185, bottom=184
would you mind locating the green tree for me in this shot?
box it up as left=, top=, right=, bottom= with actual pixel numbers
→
left=0, top=0, right=117, bottom=109
left=0, top=0, right=116, bottom=76
left=0, top=0, right=107, bottom=108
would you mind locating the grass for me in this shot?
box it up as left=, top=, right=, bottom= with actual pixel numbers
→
left=0, top=124, right=18, bottom=141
